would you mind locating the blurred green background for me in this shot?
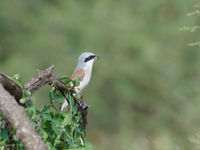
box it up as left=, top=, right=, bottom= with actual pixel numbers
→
left=0, top=0, right=200, bottom=149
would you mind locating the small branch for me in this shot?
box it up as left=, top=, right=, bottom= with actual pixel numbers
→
left=24, top=65, right=68, bottom=95
left=0, top=84, right=48, bottom=150
left=25, top=65, right=88, bottom=129
left=25, top=65, right=55, bottom=94
left=24, top=65, right=88, bottom=129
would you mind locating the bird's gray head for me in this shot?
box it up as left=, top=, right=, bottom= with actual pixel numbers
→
left=76, top=52, right=99, bottom=69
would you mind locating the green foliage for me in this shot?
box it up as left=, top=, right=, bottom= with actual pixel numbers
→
left=0, top=0, right=200, bottom=150
left=12, top=74, right=32, bottom=105
left=0, top=112, right=24, bottom=149
left=0, top=75, right=93, bottom=150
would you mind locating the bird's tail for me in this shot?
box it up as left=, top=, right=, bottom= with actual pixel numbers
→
left=61, top=100, right=68, bottom=112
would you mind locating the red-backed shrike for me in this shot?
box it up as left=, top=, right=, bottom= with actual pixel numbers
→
left=61, top=52, right=99, bottom=111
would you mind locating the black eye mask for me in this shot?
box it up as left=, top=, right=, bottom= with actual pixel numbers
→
left=84, top=55, right=96, bottom=62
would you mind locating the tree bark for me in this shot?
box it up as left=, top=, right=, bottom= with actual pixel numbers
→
left=0, top=84, right=48, bottom=150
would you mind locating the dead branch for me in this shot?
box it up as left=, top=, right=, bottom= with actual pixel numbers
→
left=24, top=65, right=88, bottom=129
left=24, top=65, right=55, bottom=94
left=0, top=84, right=48, bottom=150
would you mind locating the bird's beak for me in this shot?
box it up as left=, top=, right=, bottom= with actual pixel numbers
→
left=95, top=55, right=100, bottom=60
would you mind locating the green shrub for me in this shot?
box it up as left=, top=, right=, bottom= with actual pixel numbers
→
left=0, top=74, right=94, bottom=150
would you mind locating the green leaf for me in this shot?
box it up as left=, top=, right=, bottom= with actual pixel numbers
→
left=50, top=147, right=57, bottom=150
left=20, top=97, right=26, bottom=104
left=76, top=93, right=81, bottom=99
left=51, top=119, right=62, bottom=127
left=12, top=74, right=22, bottom=81
left=0, top=110, right=3, bottom=117
left=55, top=94, right=65, bottom=103
left=49, top=88, right=56, bottom=101
left=25, top=90, right=31, bottom=97
left=12, top=74, right=23, bottom=87
left=85, top=141, right=95, bottom=150
left=49, top=89, right=65, bottom=103
left=0, top=140, right=6, bottom=147
left=42, top=113, right=52, bottom=121
left=0, top=128, right=9, bottom=141
left=75, top=112, right=82, bottom=123
left=74, top=77, right=83, bottom=86
left=69, top=82, right=74, bottom=88
left=25, top=106, right=37, bottom=115
left=61, top=76, right=72, bottom=85
left=40, top=130, right=48, bottom=140
left=67, top=94, right=75, bottom=113
left=41, top=105, right=51, bottom=113
left=68, top=143, right=80, bottom=149
left=45, top=141, right=53, bottom=148
left=51, top=121, right=61, bottom=135
left=65, top=114, right=73, bottom=124
left=73, top=104, right=78, bottom=115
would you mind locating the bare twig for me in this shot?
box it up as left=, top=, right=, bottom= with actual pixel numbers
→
left=24, top=65, right=55, bottom=94
left=0, top=84, right=48, bottom=150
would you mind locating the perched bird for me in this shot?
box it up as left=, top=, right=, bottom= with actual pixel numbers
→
left=61, top=52, right=99, bottom=111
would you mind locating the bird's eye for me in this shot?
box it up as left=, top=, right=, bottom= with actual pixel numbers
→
left=84, top=55, right=96, bottom=62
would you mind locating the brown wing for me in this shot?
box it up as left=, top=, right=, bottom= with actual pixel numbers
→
left=71, top=69, right=85, bottom=80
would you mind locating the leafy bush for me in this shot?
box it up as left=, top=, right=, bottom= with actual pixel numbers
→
left=0, top=74, right=94, bottom=150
